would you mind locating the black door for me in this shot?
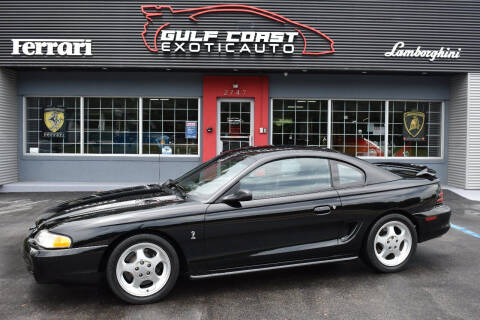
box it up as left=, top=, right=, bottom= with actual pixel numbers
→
left=204, top=157, right=343, bottom=272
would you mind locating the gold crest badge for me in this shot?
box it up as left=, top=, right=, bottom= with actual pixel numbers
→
left=43, top=107, right=65, bottom=133
left=403, top=111, right=425, bottom=138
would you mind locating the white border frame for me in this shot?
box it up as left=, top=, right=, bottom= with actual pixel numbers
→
left=268, top=97, right=445, bottom=160
left=22, top=95, right=201, bottom=158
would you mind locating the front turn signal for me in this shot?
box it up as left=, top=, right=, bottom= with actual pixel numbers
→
left=35, top=230, right=72, bottom=249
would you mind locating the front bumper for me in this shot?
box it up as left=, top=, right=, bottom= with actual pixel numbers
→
left=22, top=236, right=108, bottom=284
left=413, top=204, right=451, bottom=242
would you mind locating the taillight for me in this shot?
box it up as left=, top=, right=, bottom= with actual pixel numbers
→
left=436, top=187, right=444, bottom=205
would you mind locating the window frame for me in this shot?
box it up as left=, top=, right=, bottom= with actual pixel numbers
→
left=24, top=96, right=82, bottom=155
left=270, top=98, right=445, bottom=160
left=217, top=156, right=335, bottom=202
left=22, top=95, right=201, bottom=158
left=270, top=98, right=329, bottom=148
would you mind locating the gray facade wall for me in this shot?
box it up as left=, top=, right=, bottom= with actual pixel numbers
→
left=0, top=68, right=18, bottom=185
left=467, top=73, right=480, bottom=189
left=448, top=74, right=468, bottom=188
left=17, top=71, right=450, bottom=184
left=17, top=71, right=204, bottom=183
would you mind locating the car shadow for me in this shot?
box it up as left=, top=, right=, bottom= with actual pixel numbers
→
left=22, top=250, right=447, bottom=310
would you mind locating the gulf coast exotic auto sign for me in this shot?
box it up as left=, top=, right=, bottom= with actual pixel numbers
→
left=141, top=4, right=335, bottom=56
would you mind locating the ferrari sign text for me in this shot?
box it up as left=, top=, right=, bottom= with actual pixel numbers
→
left=11, top=39, right=92, bottom=56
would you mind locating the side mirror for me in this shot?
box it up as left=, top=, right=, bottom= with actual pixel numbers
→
left=221, top=189, right=253, bottom=204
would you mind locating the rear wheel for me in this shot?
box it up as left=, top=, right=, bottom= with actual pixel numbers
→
left=364, top=214, right=417, bottom=272
left=106, top=234, right=179, bottom=304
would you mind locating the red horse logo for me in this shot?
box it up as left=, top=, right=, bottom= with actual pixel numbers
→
left=141, top=4, right=335, bottom=55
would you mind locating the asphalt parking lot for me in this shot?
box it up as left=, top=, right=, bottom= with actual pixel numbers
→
left=0, top=190, right=479, bottom=320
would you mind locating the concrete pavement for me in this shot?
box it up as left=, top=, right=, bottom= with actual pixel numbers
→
left=0, top=190, right=479, bottom=320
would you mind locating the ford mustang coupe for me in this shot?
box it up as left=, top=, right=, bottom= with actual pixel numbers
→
left=23, top=146, right=451, bottom=304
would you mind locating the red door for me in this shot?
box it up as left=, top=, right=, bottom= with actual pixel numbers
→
left=202, top=76, right=269, bottom=162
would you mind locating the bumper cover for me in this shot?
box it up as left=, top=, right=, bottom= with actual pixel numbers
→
left=22, top=237, right=108, bottom=284
left=413, top=204, right=451, bottom=242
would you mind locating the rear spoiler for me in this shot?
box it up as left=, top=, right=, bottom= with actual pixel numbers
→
left=373, top=162, right=437, bottom=180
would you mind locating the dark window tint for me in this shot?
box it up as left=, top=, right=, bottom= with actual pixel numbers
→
left=337, top=162, right=365, bottom=186
left=238, top=158, right=331, bottom=199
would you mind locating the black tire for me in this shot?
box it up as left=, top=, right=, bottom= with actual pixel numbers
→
left=106, top=234, right=180, bottom=304
left=364, top=214, right=417, bottom=273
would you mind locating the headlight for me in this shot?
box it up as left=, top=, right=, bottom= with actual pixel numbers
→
left=34, top=230, right=72, bottom=249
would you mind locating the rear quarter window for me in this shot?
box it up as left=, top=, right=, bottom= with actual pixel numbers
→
left=332, top=161, right=366, bottom=188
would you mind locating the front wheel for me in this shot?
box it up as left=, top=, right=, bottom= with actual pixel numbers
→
left=106, top=234, right=179, bottom=304
left=364, top=214, right=417, bottom=272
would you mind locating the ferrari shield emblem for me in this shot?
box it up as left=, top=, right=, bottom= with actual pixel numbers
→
left=403, top=111, right=425, bottom=141
left=43, top=107, right=65, bottom=137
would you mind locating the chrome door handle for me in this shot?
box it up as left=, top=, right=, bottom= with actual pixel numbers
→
left=314, top=206, right=331, bottom=215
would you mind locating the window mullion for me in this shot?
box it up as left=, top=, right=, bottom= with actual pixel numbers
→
left=139, top=97, right=143, bottom=155
left=327, top=99, right=332, bottom=149
left=384, top=100, right=389, bottom=159
left=80, top=97, right=84, bottom=154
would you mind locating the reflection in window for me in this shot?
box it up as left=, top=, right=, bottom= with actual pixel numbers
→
left=25, top=97, right=80, bottom=154
left=84, top=98, right=138, bottom=154
left=178, top=154, right=251, bottom=200
left=337, top=162, right=365, bottom=186
left=272, top=99, right=328, bottom=147
left=239, top=158, right=331, bottom=199
left=143, top=98, right=199, bottom=155
left=388, top=101, right=441, bottom=157
left=332, top=100, right=385, bottom=157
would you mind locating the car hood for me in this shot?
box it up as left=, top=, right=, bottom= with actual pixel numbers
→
left=35, top=184, right=185, bottom=228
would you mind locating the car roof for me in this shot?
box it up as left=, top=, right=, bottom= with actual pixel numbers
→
left=220, top=145, right=336, bottom=158
left=219, top=145, right=401, bottom=185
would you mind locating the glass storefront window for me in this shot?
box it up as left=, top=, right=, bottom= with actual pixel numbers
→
left=84, top=97, right=139, bottom=154
left=332, top=100, right=385, bottom=157
left=25, top=97, right=80, bottom=154
left=271, top=99, right=442, bottom=159
left=272, top=99, right=328, bottom=147
left=388, top=101, right=442, bottom=157
left=142, top=98, right=199, bottom=155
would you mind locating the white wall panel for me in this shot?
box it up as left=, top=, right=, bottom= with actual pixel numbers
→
left=448, top=74, right=467, bottom=188
left=0, top=68, right=18, bottom=185
left=467, top=73, right=480, bottom=189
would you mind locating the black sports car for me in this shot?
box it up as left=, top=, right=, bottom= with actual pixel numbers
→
left=23, top=146, right=451, bottom=304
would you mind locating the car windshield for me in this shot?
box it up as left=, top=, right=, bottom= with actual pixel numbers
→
left=175, top=153, right=254, bottom=201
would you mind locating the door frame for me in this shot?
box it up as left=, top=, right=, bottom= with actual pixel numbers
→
left=216, top=98, right=255, bottom=155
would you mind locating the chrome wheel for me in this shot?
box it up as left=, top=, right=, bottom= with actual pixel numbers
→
left=374, top=221, right=412, bottom=267
left=115, top=242, right=171, bottom=297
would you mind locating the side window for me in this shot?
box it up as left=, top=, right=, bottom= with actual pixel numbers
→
left=335, top=162, right=365, bottom=187
left=238, top=157, right=331, bottom=200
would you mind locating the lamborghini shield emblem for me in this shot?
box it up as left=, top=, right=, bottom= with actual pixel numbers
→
left=403, top=111, right=425, bottom=140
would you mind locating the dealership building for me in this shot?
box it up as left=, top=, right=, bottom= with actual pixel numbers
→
left=1, top=0, right=480, bottom=191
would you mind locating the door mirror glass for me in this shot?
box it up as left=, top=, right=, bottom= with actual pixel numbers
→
left=221, top=189, right=253, bottom=203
